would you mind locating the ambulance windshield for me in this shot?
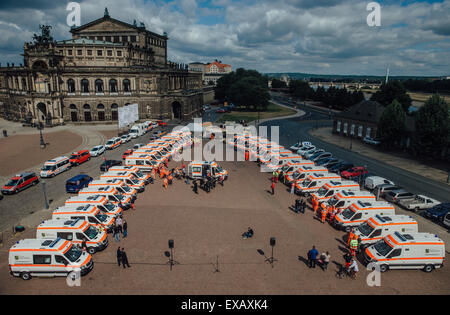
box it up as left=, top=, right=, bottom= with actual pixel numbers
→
left=122, top=185, right=131, bottom=192
left=358, top=221, right=374, bottom=237
left=84, top=225, right=99, bottom=240
left=95, top=211, right=108, bottom=222
left=104, top=202, right=115, bottom=211
left=317, top=187, right=327, bottom=196
left=373, top=239, right=393, bottom=257
left=42, top=165, right=56, bottom=171
left=328, top=196, right=338, bottom=206
left=302, top=179, right=311, bottom=187
left=341, top=208, right=355, bottom=220
left=64, top=245, right=83, bottom=262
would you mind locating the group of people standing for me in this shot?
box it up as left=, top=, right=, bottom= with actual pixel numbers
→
left=112, top=215, right=128, bottom=242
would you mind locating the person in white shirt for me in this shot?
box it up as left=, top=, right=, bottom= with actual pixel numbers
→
left=349, top=259, right=359, bottom=277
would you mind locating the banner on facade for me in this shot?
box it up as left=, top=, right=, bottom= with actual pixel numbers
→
left=118, top=103, right=139, bottom=128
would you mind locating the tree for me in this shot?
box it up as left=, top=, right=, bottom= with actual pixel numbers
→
left=377, top=100, right=406, bottom=146
left=288, top=80, right=314, bottom=101
left=370, top=80, right=412, bottom=112
left=214, top=68, right=270, bottom=111
left=271, top=78, right=287, bottom=89
left=414, top=94, right=449, bottom=158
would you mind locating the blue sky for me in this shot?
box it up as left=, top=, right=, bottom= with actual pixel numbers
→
left=0, top=0, right=449, bottom=76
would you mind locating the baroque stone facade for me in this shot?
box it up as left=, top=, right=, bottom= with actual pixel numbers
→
left=0, top=10, right=204, bottom=124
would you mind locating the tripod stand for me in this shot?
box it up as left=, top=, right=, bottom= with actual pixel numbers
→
left=265, top=245, right=278, bottom=268
left=166, top=247, right=180, bottom=271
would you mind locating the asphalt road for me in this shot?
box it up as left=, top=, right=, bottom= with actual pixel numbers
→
left=0, top=128, right=165, bottom=231
left=263, top=94, right=450, bottom=203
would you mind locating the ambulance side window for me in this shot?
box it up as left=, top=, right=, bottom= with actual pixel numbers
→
left=57, top=232, right=73, bottom=241
left=88, top=217, right=99, bottom=224
left=33, top=255, right=51, bottom=265
left=371, top=229, right=382, bottom=237
left=387, top=248, right=402, bottom=258
left=76, top=233, right=87, bottom=241
left=55, top=255, right=68, bottom=265
left=353, top=213, right=362, bottom=220
left=136, top=160, right=144, bottom=165
left=336, top=201, right=345, bottom=208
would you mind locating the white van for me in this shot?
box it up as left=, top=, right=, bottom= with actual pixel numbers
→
left=364, top=232, right=445, bottom=273
left=78, top=186, right=133, bottom=210
left=334, top=200, right=395, bottom=231
left=107, top=166, right=151, bottom=184
left=129, top=124, right=145, bottom=138
left=36, top=219, right=108, bottom=254
left=88, top=179, right=137, bottom=201
left=295, top=173, right=342, bottom=196
left=318, top=190, right=375, bottom=212
left=52, top=204, right=115, bottom=232
left=9, top=238, right=93, bottom=280
left=364, top=176, right=394, bottom=190
left=355, top=215, right=418, bottom=247
left=40, top=156, right=71, bottom=178
left=188, top=161, right=228, bottom=179
left=65, top=195, right=123, bottom=217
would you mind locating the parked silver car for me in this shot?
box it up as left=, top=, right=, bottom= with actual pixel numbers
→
left=384, top=189, right=416, bottom=204
left=374, top=184, right=400, bottom=198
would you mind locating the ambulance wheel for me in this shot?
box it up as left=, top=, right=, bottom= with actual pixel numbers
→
left=423, top=265, right=435, bottom=273
left=379, top=264, right=389, bottom=273
left=88, top=247, right=96, bottom=255
left=20, top=272, right=31, bottom=280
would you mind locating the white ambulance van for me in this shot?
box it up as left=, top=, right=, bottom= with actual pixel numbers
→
left=334, top=200, right=395, bottom=232
left=40, top=156, right=71, bottom=178
left=318, top=190, right=375, bottom=212
left=285, top=165, right=328, bottom=184
left=355, top=215, right=418, bottom=247
left=36, top=219, right=108, bottom=254
left=295, top=173, right=342, bottom=196
left=107, top=166, right=151, bottom=184
left=65, top=195, right=123, bottom=216
left=100, top=171, right=146, bottom=192
left=188, top=161, right=228, bottom=179
left=364, top=232, right=445, bottom=273
left=78, top=186, right=133, bottom=210
left=52, top=204, right=115, bottom=232
left=9, top=238, right=93, bottom=280
left=88, top=179, right=137, bottom=202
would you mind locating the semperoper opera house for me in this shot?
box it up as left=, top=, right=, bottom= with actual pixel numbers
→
left=0, top=9, right=204, bottom=125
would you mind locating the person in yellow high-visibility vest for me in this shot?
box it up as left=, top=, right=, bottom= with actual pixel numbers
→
left=349, top=236, right=358, bottom=257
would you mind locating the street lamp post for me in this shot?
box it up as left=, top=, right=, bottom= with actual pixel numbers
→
left=38, top=122, right=46, bottom=149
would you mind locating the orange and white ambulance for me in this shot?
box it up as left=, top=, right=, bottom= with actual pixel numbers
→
left=65, top=195, right=123, bottom=216
left=295, top=172, right=342, bottom=196
left=9, top=238, right=94, bottom=280
left=335, top=200, right=395, bottom=231
left=37, top=218, right=108, bottom=254
left=100, top=171, right=146, bottom=191
left=285, top=165, right=328, bottom=184
left=78, top=186, right=133, bottom=210
left=188, top=161, right=228, bottom=179
left=53, top=204, right=115, bottom=232
left=108, top=166, right=151, bottom=184
left=40, top=156, right=71, bottom=178
left=318, top=190, right=375, bottom=213
left=88, top=179, right=137, bottom=201
left=364, top=232, right=445, bottom=273
left=355, top=215, right=418, bottom=246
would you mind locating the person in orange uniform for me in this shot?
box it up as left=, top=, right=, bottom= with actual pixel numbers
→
left=347, top=228, right=355, bottom=247
left=320, top=206, right=327, bottom=223
left=313, top=197, right=319, bottom=213
left=163, top=177, right=168, bottom=189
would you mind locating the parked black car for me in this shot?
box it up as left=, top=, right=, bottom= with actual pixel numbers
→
left=328, top=162, right=353, bottom=173
left=424, top=203, right=450, bottom=222
left=100, top=160, right=122, bottom=172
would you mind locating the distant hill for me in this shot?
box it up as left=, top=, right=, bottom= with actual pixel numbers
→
left=266, top=73, right=438, bottom=82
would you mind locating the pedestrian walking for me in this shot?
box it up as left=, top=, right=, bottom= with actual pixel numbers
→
left=290, top=182, right=295, bottom=194
left=121, top=248, right=131, bottom=268
left=117, top=247, right=122, bottom=267
left=301, top=200, right=306, bottom=214
left=123, top=220, right=128, bottom=238
left=117, top=216, right=123, bottom=233
left=113, top=224, right=120, bottom=242
left=307, top=246, right=319, bottom=268
left=271, top=181, right=275, bottom=195
left=294, top=199, right=301, bottom=213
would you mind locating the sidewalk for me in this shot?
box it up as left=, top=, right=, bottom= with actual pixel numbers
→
left=310, top=127, right=450, bottom=184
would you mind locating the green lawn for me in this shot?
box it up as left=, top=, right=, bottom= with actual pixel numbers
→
left=216, top=102, right=296, bottom=123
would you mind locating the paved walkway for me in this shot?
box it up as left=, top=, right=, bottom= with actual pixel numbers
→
left=0, top=119, right=119, bottom=183
left=310, top=126, right=450, bottom=185
left=250, top=100, right=305, bottom=127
